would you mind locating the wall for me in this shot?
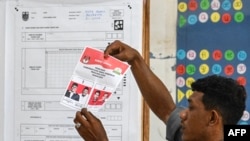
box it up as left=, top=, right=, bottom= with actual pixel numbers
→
left=149, top=0, right=177, bottom=140
left=0, top=1, right=6, bottom=141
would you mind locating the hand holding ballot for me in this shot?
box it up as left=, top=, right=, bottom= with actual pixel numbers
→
left=60, top=46, right=130, bottom=111
left=74, top=108, right=108, bottom=141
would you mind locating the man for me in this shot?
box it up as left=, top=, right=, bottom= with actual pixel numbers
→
left=79, top=87, right=90, bottom=105
left=73, top=40, right=246, bottom=141
left=98, top=93, right=109, bottom=103
left=65, top=82, right=80, bottom=101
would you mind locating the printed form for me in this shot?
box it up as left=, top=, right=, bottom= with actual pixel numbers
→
left=6, top=1, right=143, bottom=141
left=60, top=46, right=131, bottom=112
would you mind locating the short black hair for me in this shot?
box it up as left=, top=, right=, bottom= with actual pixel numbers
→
left=72, top=83, right=78, bottom=87
left=191, top=75, right=246, bottom=124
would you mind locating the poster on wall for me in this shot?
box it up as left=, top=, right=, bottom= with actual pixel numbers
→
left=2, top=0, right=143, bottom=141
left=176, top=0, right=250, bottom=124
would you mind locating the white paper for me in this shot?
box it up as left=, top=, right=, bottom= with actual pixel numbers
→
left=60, top=46, right=130, bottom=111
left=3, top=0, right=143, bottom=141
left=0, top=1, right=6, bottom=141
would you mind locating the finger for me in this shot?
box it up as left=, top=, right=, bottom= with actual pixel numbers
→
left=73, top=111, right=82, bottom=129
left=104, top=47, right=127, bottom=61
left=73, top=111, right=81, bottom=123
left=104, top=40, right=121, bottom=57
left=80, top=108, right=88, bottom=115
left=73, top=112, right=84, bottom=124
left=81, top=108, right=100, bottom=123
left=74, top=110, right=89, bottom=129
left=104, top=46, right=119, bottom=57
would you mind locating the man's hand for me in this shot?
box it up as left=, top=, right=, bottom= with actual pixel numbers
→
left=104, top=40, right=141, bottom=65
left=74, top=108, right=108, bottom=141
left=104, top=40, right=175, bottom=123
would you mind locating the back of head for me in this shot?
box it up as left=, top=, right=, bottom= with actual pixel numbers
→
left=191, top=75, right=247, bottom=124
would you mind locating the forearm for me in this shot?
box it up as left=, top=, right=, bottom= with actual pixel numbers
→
left=103, top=40, right=176, bottom=122
left=130, top=54, right=176, bottom=122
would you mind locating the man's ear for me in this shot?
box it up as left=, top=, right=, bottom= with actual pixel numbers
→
left=209, top=110, right=221, bottom=125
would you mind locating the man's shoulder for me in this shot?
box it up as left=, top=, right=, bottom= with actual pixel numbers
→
left=166, top=106, right=185, bottom=141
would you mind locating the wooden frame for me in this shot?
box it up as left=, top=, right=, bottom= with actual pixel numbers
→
left=142, top=0, right=150, bottom=141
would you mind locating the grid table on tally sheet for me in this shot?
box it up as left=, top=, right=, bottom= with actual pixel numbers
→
left=46, top=49, right=82, bottom=88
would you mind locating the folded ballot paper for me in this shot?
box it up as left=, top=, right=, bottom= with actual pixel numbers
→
left=60, top=46, right=130, bottom=111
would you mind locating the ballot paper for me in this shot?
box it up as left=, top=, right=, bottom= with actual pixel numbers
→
left=60, top=46, right=130, bottom=111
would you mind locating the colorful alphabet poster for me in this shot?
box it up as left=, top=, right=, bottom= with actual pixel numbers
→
left=176, top=0, right=250, bottom=124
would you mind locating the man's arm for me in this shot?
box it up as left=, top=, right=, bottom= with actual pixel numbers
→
left=74, top=40, right=178, bottom=141
left=104, top=40, right=176, bottom=122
